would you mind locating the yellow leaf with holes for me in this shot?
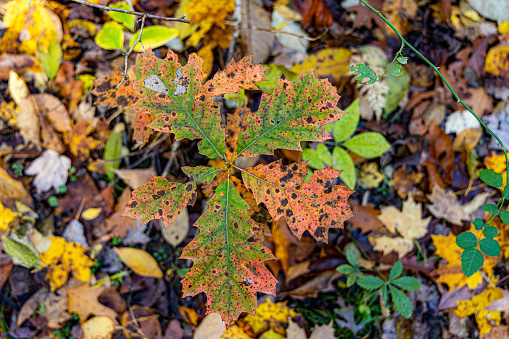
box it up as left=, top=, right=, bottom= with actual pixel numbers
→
left=113, top=248, right=163, bottom=278
left=243, top=299, right=298, bottom=336
left=0, top=0, right=61, bottom=55
left=0, top=203, right=17, bottom=232
left=454, top=288, right=503, bottom=337
left=485, top=44, right=509, bottom=77
left=484, top=151, right=508, bottom=189
left=81, top=208, right=102, bottom=220
left=432, top=223, right=498, bottom=291
left=39, top=236, right=94, bottom=291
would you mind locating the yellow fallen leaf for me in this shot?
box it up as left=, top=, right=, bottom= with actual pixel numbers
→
left=452, top=128, right=483, bottom=152
left=39, top=236, right=94, bottom=291
left=0, top=203, right=17, bottom=232
left=485, top=44, right=509, bottom=77
left=8, top=71, right=28, bottom=106
left=113, top=248, right=163, bottom=278
left=499, top=21, right=509, bottom=34
left=0, top=167, right=29, bottom=200
left=292, top=48, right=352, bottom=83
left=81, top=207, right=102, bottom=220
left=243, top=299, right=297, bottom=336
left=82, top=316, right=115, bottom=339
left=484, top=151, right=508, bottom=189
left=432, top=223, right=498, bottom=291
left=454, top=287, right=503, bottom=337
left=359, top=162, right=384, bottom=189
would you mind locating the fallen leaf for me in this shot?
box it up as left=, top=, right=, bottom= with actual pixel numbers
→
left=8, top=71, right=28, bottom=106
left=114, top=167, right=156, bottom=189
left=309, top=321, right=335, bottom=339
left=445, top=110, right=482, bottom=134
left=286, top=319, right=307, bottom=339
left=432, top=224, right=498, bottom=291
left=483, top=105, right=509, bottom=151
left=91, top=68, right=137, bottom=109
left=240, top=0, right=274, bottom=64
left=348, top=204, right=384, bottom=234
left=195, top=313, right=225, bottom=339
left=31, top=95, right=72, bottom=134
left=0, top=203, right=18, bottom=232
left=63, top=119, right=102, bottom=158
left=44, top=289, right=72, bottom=329
left=25, top=149, right=71, bottom=194
left=426, top=185, right=490, bottom=225
left=68, top=283, right=118, bottom=322
left=426, top=123, right=454, bottom=184
left=485, top=44, right=509, bottom=76
left=120, top=305, right=161, bottom=338
left=105, top=188, right=139, bottom=238
left=114, top=247, right=163, bottom=278
left=369, top=195, right=430, bottom=258
left=390, top=166, right=424, bottom=199
left=161, top=207, right=189, bottom=247
left=454, top=287, right=503, bottom=337
left=82, top=316, right=115, bottom=339
left=452, top=128, right=483, bottom=152
left=0, top=167, right=28, bottom=200
left=292, top=48, right=352, bottom=83
left=0, top=54, right=36, bottom=80
left=16, top=288, right=49, bottom=328
left=243, top=299, right=298, bottom=337
left=359, top=162, right=384, bottom=189
left=62, top=219, right=89, bottom=247
left=39, top=236, right=94, bottom=291
left=17, top=97, right=41, bottom=148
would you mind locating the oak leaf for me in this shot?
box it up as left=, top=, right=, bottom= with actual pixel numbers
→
left=242, top=160, right=354, bottom=242
left=369, top=195, right=430, bottom=258
left=25, top=150, right=71, bottom=194
left=68, top=284, right=117, bottom=322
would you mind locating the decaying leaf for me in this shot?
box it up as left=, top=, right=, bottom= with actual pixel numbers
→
left=243, top=299, right=298, bottom=337
left=39, top=236, right=94, bottom=291
left=427, top=185, right=490, bottom=225
left=68, top=284, right=118, bottom=322
left=359, top=162, right=384, bottom=189
left=25, top=149, right=71, bottom=194
left=369, top=195, right=430, bottom=258
left=82, top=316, right=115, bottom=339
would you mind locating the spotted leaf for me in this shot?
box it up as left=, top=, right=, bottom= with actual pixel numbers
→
left=242, top=160, right=354, bottom=241
left=236, top=69, right=344, bottom=158
left=132, top=49, right=225, bottom=158
left=180, top=179, right=277, bottom=325
left=123, top=167, right=221, bottom=227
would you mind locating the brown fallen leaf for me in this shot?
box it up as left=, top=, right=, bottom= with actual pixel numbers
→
left=67, top=283, right=118, bottom=322
left=348, top=204, right=384, bottom=234
left=115, top=167, right=156, bottom=190
left=390, top=165, right=424, bottom=199
left=279, top=271, right=341, bottom=298
left=0, top=54, right=36, bottom=79
left=32, top=94, right=72, bottom=133
left=426, top=123, right=454, bottom=184
left=17, top=97, right=40, bottom=148
left=105, top=188, right=138, bottom=238
left=121, top=306, right=162, bottom=339
left=55, top=61, right=84, bottom=113
left=426, top=185, right=491, bottom=225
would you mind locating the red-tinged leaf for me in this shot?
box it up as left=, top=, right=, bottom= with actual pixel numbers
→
left=91, top=68, right=137, bottom=108
left=180, top=179, right=277, bottom=325
left=204, top=55, right=268, bottom=96
left=242, top=160, right=354, bottom=242
left=123, top=167, right=221, bottom=227
left=132, top=112, right=155, bottom=149
left=132, top=49, right=225, bottom=158
left=236, top=69, right=344, bottom=158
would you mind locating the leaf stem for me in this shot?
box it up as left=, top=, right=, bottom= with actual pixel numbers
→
left=359, top=0, right=509, bottom=187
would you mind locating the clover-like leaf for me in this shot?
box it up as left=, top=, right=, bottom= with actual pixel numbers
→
left=389, top=285, right=413, bottom=319
left=391, top=277, right=421, bottom=291
left=479, top=238, right=501, bottom=257
left=480, top=169, right=503, bottom=188
left=456, top=231, right=478, bottom=249
left=389, top=261, right=403, bottom=281
left=461, top=247, right=484, bottom=277
left=357, top=276, right=385, bottom=290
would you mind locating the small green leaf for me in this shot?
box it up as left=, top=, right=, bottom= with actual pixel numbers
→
left=504, top=185, right=509, bottom=200
left=397, top=56, right=408, bottom=64
left=389, top=64, right=403, bottom=76
left=480, top=169, right=503, bottom=188
left=327, top=98, right=360, bottom=143
left=389, top=285, right=413, bottom=319
left=484, top=226, right=499, bottom=238
left=129, top=26, right=179, bottom=52
left=348, top=64, right=377, bottom=84
left=389, top=261, right=403, bottom=281
left=391, top=276, right=421, bottom=291
left=302, top=149, right=325, bottom=169
left=36, top=35, right=62, bottom=80
left=346, top=273, right=356, bottom=287
left=332, top=146, right=356, bottom=189
left=108, top=2, right=135, bottom=32
left=461, top=248, right=484, bottom=277
left=456, top=231, right=478, bottom=249
left=357, top=276, right=385, bottom=290
left=336, top=264, right=354, bottom=274
left=2, top=236, right=40, bottom=268
left=479, top=238, right=501, bottom=257
left=95, top=21, right=124, bottom=50
left=482, top=204, right=499, bottom=215
left=342, top=132, right=391, bottom=159
left=473, top=218, right=484, bottom=230
left=345, top=249, right=358, bottom=267
left=500, top=210, right=509, bottom=224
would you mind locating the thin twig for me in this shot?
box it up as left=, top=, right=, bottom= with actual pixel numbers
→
left=224, top=20, right=329, bottom=41
left=161, top=140, right=181, bottom=177
left=69, top=0, right=190, bottom=23
left=226, top=0, right=242, bottom=65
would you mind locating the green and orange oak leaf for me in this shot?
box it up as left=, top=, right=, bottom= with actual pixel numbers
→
left=122, top=49, right=353, bottom=325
